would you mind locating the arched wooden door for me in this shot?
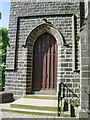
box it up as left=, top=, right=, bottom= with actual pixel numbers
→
left=32, top=33, right=57, bottom=91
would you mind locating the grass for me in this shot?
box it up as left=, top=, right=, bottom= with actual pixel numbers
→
left=11, top=104, right=57, bottom=111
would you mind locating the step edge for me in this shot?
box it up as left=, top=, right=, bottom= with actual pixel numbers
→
left=11, top=104, right=57, bottom=108
left=24, top=95, right=57, bottom=97
left=24, top=96, right=58, bottom=100
left=2, top=108, right=57, bottom=114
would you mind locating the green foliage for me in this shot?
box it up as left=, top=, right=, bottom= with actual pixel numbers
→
left=0, top=27, right=10, bottom=90
left=0, top=28, right=10, bottom=47
left=0, top=28, right=10, bottom=71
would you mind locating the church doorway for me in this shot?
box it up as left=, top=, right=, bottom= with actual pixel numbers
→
left=32, top=32, right=57, bottom=91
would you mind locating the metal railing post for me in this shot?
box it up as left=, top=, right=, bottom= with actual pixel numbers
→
left=57, top=82, right=79, bottom=117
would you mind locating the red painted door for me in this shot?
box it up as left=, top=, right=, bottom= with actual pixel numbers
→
left=32, top=33, right=57, bottom=91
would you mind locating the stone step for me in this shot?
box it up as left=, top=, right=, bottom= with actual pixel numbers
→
left=10, top=98, right=57, bottom=107
left=1, top=97, right=71, bottom=117
left=2, top=107, right=79, bottom=118
left=1, top=93, right=80, bottom=118
left=34, top=91, right=57, bottom=95
left=1, top=107, right=57, bottom=116
left=10, top=104, right=57, bottom=112
left=24, top=94, right=57, bottom=100
left=2, top=107, right=73, bottom=117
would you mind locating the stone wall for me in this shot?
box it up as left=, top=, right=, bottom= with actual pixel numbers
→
left=79, top=2, right=90, bottom=119
left=5, top=1, right=82, bottom=99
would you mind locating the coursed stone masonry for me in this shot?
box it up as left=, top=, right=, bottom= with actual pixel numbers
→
left=79, top=2, right=90, bottom=119
left=5, top=1, right=83, bottom=99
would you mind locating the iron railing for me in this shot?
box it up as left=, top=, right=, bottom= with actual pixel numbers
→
left=57, top=82, right=79, bottom=117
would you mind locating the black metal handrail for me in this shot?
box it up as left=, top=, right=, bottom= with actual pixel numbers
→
left=57, top=82, right=79, bottom=117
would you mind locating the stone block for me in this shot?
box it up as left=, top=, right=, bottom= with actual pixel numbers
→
left=0, top=91, right=14, bottom=103
left=61, top=63, right=68, bottom=67
left=79, top=111, right=90, bottom=119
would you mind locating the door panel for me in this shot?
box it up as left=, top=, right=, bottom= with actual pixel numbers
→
left=32, top=33, right=57, bottom=91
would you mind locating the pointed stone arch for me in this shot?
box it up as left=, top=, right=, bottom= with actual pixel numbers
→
left=25, top=23, right=65, bottom=47
left=25, top=23, right=65, bottom=93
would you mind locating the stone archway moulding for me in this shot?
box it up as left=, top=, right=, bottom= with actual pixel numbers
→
left=25, top=23, right=65, bottom=93
left=25, top=23, right=65, bottom=47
